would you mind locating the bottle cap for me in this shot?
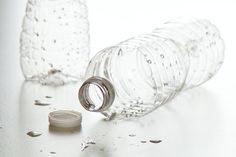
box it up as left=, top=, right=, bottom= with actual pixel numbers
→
left=48, top=110, right=82, bottom=128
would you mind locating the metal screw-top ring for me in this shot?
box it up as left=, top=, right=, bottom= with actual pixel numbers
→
left=78, top=76, right=115, bottom=112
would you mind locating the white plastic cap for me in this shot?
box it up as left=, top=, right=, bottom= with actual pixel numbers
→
left=48, top=110, right=82, bottom=128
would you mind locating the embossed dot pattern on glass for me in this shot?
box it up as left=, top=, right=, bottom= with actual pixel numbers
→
left=20, top=0, right=90, bottom=86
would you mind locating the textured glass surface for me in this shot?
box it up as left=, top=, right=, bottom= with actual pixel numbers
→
left=20, top=0, right=89, bottom=86
left=84, top=19, right=225, bottom=119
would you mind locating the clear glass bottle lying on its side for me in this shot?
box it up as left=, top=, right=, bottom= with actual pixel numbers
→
left=20, top=0, right=89, bottom=86
left=78, top=18, right=225, bottom=119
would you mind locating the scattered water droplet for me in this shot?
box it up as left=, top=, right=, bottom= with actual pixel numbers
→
left=118, top=49, right=123, bottom=56
left=160, top=54, right=164, bottom=58
left=81, top=145, right=88, bottom=151
left=210, top=41, right=216, bottom=46
left=87, top=141, right=96, bottom=145
left=163, top=83, right=168, bottom=86
left=41, top=57, right=45, bottom=62
left=147, top=60, right=152, bottom=64
left=190, top=45, right=198, bottom=52
left=129, top=134, right=136, bottom=137
left=34, top=100, right=50, bottom=106
left=35, top=32, right=39, bottom=37
left=48, top=69, right=61, bottom=74
left=34, top=17, right=39, bottom=22
left=41, top=47, right=46, bottom=51
left=149, top=140, right=162, bottom=143
left=27, top=131, right=42, bottom=137
left=81, top=138, right=96, bottom=151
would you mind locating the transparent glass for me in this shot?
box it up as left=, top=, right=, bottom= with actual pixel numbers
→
left=79, top=18, right=225, bottom=120
left=20, top=0, right=89, bottom=86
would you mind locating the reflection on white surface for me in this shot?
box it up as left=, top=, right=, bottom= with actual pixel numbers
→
left=0, top=80, right=224, bottom=157
left=1, top=0, right=236, bottom=156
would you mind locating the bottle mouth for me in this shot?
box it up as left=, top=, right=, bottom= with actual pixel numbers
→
left=78, top=76, right=115, bottom=112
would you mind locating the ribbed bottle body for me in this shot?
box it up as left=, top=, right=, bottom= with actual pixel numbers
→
left=83, top=19, right=224, bottom=119
left=153, top=18, right=225, bottom=89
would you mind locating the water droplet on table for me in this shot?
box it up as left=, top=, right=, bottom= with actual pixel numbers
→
left=160, top=54, right=164, bottom=58
left=149, top=140, right=162, bottom=143
left=147, top=60, right=152, bottom=64
left=129, top=134, right=136, bottom=137
left=50, top=152, right=56, bottom=154
left=81, top=138, right=96, bottom=151
left=34, top=100, right=50, bottom=106
left=27, top=131, right=42, bottom=137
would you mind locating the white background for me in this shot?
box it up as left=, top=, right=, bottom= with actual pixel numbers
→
left=1, top=0, right=236, bottom=157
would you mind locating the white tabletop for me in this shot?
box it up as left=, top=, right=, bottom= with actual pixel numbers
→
left=1, top=0, right=236, bottom=156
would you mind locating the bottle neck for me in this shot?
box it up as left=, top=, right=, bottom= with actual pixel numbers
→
left=78, top=76, right=115, bottom=112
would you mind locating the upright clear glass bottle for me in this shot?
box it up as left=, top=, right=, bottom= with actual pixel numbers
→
left=20, top=0, right=89, bottom=85
left=79, top=19, right=225, bottom=119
